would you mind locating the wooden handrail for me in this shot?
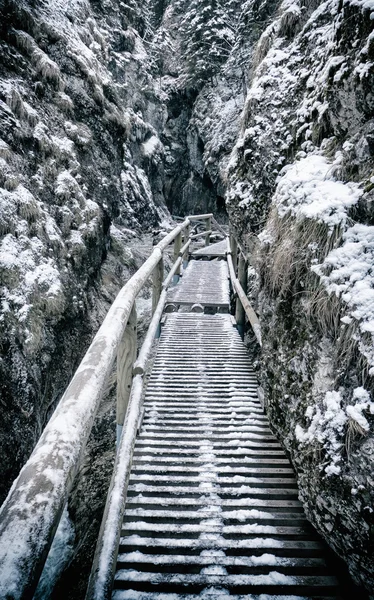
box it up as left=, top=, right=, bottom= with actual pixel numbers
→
left=226, top=238, right=262, bottom=346
left=0, top=215, right=203, bottom=600
left=86, top=286, right=170, bottom=600
left=211, top=216, right=227, bottom=237
left=190, top=230, right=212, bottom=240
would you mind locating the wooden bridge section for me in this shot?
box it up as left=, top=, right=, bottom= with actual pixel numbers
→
left=113, top=313, right=340, bottom=598
left=167, top=261, right=230, bottom=311
left=0, top=214, right=342, bottom=600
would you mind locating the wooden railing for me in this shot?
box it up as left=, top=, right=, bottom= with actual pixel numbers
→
left=227, top=233, right=262, bottom=346
left=0, top=214, right=213, bottom=600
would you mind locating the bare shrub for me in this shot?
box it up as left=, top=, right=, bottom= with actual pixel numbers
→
left=6, top=88, right=25, bottom=119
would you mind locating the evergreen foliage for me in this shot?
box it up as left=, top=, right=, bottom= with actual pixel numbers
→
left=177, top=0, right=238, bottom=87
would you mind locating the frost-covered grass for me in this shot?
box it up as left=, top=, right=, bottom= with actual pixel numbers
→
left=296, top=387, right=374, bottom=476
left=312, top=224, right=374, bottom=373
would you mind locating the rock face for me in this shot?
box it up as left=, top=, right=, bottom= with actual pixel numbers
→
left=226, top=0, right=374, bottom=592
left=0, top=0, right=167, bottom=504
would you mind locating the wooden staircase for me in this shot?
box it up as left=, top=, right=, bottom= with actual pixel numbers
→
left=111, top=310, right=341, bottom=599
left=0, top=217, right=344, bottom=600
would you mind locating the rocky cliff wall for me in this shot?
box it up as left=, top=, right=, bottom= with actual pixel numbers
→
left=0, top=0, right=168, bottom=504
left=226, top=0, right=374, bottom=592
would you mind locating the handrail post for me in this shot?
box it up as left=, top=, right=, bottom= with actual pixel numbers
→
left=152, top=254, right=164, bottom=339
left=116, top=304, right=137, bottom=446
left=173, top=231, right=182, bottom=284
left=152, top=253, right=164, bottom=314
left=183, top=224, right=190, bottom=268
left=230, top=233, right=238, bottom=274
left=205, top=216, right=211, bottom=246
left=235, top=254, right=247, bottom=340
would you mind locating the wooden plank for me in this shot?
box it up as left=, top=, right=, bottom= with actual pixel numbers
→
left=192, top=239, right=227, bottom=258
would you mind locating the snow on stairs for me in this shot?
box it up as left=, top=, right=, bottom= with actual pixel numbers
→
left=166, top=261, right=230, bottom=310
left=112, top=314, right=341, bottom=600
left=192, top=239, right=227, bottom=259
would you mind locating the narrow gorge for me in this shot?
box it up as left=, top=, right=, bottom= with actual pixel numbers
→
left=0, top=0, right=373, bottom=597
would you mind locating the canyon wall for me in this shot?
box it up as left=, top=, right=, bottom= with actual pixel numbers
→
left=0, top=0, right=167, bottom=503
left=226, top=0, right=374, bottom=591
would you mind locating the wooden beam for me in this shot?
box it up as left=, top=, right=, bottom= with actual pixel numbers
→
left=205, top=216, right=212, bottom=246
left=227, top=251, right=262, bottom=346
left=163, top=257, right=183, bottom=289
left=235, top=254, right=247, bottom=339
left=152, top=254, right=164, bottom=314
left=190, top=230, right=212, bottom=240
left=174, top=231, right=182, bottom=278
left=211, top=216, right=227, bottom=237
left=188, top=213, right=213, bottom=221
left=116, top=303, right=137, bottom=445
left=230, top=233, right=238, bottom=274
left=133, top=289, right=168, bottom=376
left=183, top=224, right=190, bottom=266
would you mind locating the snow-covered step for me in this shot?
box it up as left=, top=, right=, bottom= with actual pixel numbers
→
left=130, top=465, right=295, bottom=475
left=114, top=570, right=339, bottom=590
left=135, top=440, right=283, bottom=449
left=123, top=508, right=307, bottom=522
left=141, top=426, right=273, bottom=435
left=129, top=473, right=297, bottom=486
left=127, top=485, right=299, bottom=498
left=111, top=313, right=340, bottom=598
left=116, top=552, right=322, bottom=569
left=125, top=496, right=304, bottom=509
left=132, top=456, right=291, bottom=465
left=113, top=593, right=341, bottom=600
left=121, top=522, right=311, bottom=536
left=118, top=535, right=325, bottom=553
left=142, top=415, right=269, bottom=423
left=143, top=406, right=265, bottom=414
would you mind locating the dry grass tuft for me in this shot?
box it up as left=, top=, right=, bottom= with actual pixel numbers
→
left=12, top=29, right=35, bottom=54
left=0, top=141, right=11, bottom=160
left=252, top=22, right=277, bottom=70
left=278, top=6, right=302, bottom=39
left=4, top=175, right=19, bottom=191
left=33, top=49, right=63, bottom=89
left=6, top=88, right=25, bottom=119
left=55, top=92, right=74, bottom=114
left=345, top=418, right=368, bottom=457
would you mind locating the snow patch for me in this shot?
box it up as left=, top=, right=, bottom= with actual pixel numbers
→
left=274, top=154, right=362, bottom=228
